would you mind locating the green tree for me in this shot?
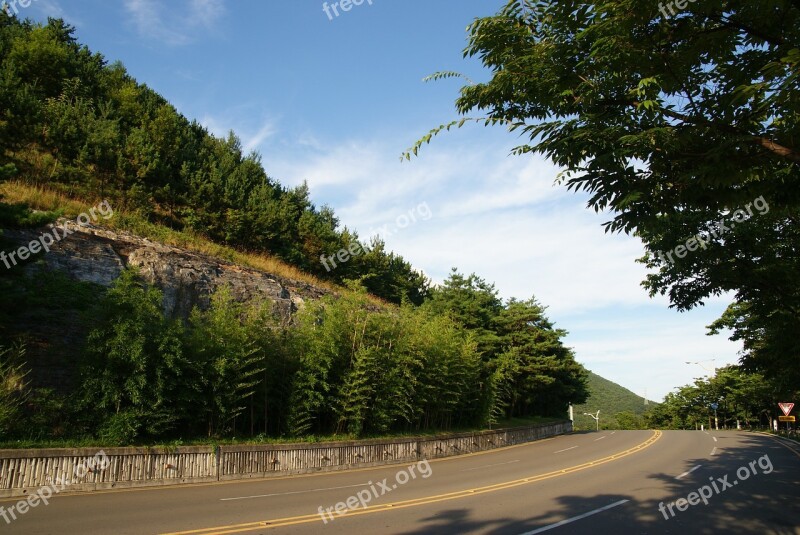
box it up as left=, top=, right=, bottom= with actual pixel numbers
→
left=286, top=291, right=362, bottom=436
left=400, top=306, right=483, bottom=431
left=246, top=311, right=296, bottom=437
left=187, top=288, right=265, bottom=437
left=285, top=287, right=485, bottom=437
left=645, top=366, right=780, bottom=430
left=424, top=269, right=503, bottom=359
left=614, top=411, right=645, bottom=430
left=409, top=0, right=800, bottom=383
left=0, top=344, right=27, bottom=436
left=494, top=298, right=588, bottom=418
left=646, top=383, right=706, bottom=430
left=349, top=237, right=431, bottom=305
left=79, top=269, right=195, bottom=444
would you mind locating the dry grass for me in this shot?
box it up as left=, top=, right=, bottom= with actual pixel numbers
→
left=0, top=181, right=88, bottom=216
left=0, top=180, right=389, bottom=306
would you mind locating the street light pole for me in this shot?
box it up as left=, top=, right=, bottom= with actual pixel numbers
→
left=584, top=410, right=600, bottom=431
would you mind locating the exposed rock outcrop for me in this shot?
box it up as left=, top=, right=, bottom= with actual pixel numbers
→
left=5, top=220, right=329, bottom=319
left=1, top=220, right=331, bottom=392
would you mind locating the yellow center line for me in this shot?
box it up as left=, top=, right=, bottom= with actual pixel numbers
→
left=160, top=430, right=662, bottom=535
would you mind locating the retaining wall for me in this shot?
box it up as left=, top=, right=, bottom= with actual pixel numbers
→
left=0, top=420, right=571, bottom=497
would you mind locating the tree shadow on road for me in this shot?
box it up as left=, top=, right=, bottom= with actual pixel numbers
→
left=396, top=433, right=800, bottom=534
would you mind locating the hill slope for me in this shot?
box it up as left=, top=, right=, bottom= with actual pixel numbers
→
left=0, top=17, right=590, bottom=446
left=572, top=371, right=656, bottom=430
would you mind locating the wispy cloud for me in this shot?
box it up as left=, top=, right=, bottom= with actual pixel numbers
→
left=124, top=0, right=224, bottom=46
left=243, top=120, right=277, bottom=154
left=188, top=0, right=223, bottom=27
left=199, top=110, right=278, bottom=157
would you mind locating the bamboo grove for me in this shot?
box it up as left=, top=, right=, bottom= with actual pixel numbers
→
left=1, top=268, right=587, bottom=445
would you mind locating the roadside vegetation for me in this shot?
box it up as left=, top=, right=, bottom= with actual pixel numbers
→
left=0, top=16, right=588, bottom=447
left=644, top=366, right=796, bottom=431
left=0, top=265, right=586, bottom=446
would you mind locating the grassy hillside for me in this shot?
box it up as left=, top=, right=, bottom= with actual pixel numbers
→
left=0, top=181, right=345, bottom=296
left=572, top=371, right=657, bottom=430
left=0, top=17, right=590, bottom=446
left=0, top=17, right=430, bottom=306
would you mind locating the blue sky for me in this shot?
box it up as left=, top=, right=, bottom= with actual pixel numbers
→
left=20, top=0, right=742, bottom=401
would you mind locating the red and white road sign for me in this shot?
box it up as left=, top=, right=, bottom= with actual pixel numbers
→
left=779, top=402, right=794, bottom=416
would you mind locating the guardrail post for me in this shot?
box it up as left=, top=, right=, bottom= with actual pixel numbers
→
left=215, top=445, right=221, bottom=481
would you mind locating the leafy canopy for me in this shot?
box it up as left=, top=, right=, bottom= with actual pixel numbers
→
left=406, top=0, right=800, bottom=382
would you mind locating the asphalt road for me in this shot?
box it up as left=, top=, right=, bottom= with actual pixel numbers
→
left=2, top=430, right=799, bottom=534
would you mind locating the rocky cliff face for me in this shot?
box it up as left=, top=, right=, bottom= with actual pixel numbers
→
left=6, top=219, right=328, bottom=318
left=1, top=219, right=330, bottom=391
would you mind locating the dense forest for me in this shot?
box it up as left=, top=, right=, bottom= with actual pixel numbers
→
left=0, top=15, right=588, bottom=445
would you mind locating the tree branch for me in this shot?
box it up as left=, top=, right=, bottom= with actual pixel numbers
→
left=755, top=137, right=800, bottom=163
left=707, top=14, right=786, bottom=48
left=612, top=102, right=800, bottom=163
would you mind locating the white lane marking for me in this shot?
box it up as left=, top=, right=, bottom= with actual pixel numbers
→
left=675, top=465, right=702, bottom=480
left=221, top=483, right=368, bottom=501
left=710, top=447, right=717, bottom=456
left=703, top=431, right=710, bottom=435
left=554, top=446, right=578, bottom=453
left=518, top=499, right=630, bottom=534
left=460, top=460, right=520, bottom=472
left=713, top=436, right=718, bottom=442
left=594, top=435, right=607, bottom=442
left=610, top=431, right=616, bottom=435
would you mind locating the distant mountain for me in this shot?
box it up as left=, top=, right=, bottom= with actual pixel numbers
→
left=571, top=371, right=657, bottom=430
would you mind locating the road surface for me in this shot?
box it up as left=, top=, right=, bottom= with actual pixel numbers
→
left=2, top=430, right=799, bottom=534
